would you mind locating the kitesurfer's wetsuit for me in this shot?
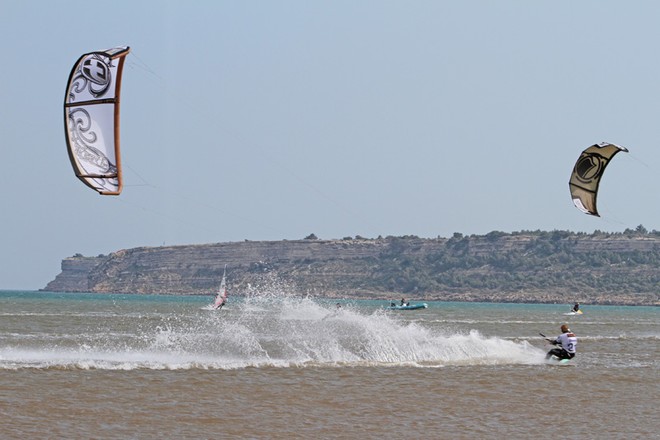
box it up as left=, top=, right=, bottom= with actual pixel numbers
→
left=546, top=331, right=577, bottom=360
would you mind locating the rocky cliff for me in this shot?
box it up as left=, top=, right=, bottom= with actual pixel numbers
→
left=43, top=232, right=660, bottom=305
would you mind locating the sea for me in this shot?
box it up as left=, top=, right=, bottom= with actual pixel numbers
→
left=0, top=289, right=657, bottom=440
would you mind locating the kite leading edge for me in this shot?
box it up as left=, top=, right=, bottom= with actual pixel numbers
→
left=569, top=142, right=628, bottom=216
left=64, top=46, right=130, bottom=195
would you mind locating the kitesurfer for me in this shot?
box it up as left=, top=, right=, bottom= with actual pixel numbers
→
left=545, top=324, right=577, bottom=360
left=572, top=302, right=580, bottom=313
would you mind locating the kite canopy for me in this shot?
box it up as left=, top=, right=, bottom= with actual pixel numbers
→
left=64, top=46, right=130, bottom=195
left=569, top=142, right=628, bottom=216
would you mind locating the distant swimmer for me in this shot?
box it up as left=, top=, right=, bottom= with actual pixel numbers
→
left=545, top=324, right=577, bottom=361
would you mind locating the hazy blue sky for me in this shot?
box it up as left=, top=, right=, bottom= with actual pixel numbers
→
left=2, top=1, right=660, bottom=290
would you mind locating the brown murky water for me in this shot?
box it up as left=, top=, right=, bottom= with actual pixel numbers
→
left=1, top=292, right=657, bottom=439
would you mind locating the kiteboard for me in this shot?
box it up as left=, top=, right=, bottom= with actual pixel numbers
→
left=546, top=356, right=572, bottom=366
left=563, top=310, right=583, bottom=316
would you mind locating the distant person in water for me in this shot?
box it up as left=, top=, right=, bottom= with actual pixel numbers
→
left=213, top=294, right=226, bottom=310
left=546, top=324, right=577, bottom=360
left=572, top=302, right=580, bottom=313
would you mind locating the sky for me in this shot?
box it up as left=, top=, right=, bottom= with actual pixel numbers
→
left=2, top=1, right=660, bottom=290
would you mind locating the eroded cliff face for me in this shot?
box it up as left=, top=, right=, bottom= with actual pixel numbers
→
left=43, top=234, right=660, bottom=305
left=44, top=239, right=406, bottom=294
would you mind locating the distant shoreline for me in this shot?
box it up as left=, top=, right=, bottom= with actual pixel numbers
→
left=42, top=231, right=660, bottom=307
left=5, top=289, right=656, bottom=307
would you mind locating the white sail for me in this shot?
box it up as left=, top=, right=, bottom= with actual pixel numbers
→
left=211, top=266, right=228, bottom=309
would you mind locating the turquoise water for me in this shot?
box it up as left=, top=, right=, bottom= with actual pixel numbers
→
left=0, top=290, right=657, bottom=439
left=1, top=290, right=657, bottom=369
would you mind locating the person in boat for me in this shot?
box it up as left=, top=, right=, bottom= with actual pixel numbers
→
left=545, top=324, right=577, bottom=360
left=572, top=302, right=580, bottom=313
left=400, top=298, right=409, bottom=306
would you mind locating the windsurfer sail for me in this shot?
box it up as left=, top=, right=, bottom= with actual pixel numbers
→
left=569, top=142, right=628, bottom=216
left=64, top=46, right=130, bottom=195
left=212, top=266, right=228, bottom=310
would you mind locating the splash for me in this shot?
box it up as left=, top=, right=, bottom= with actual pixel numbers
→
left=0, top=282, right=545, bottom=370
